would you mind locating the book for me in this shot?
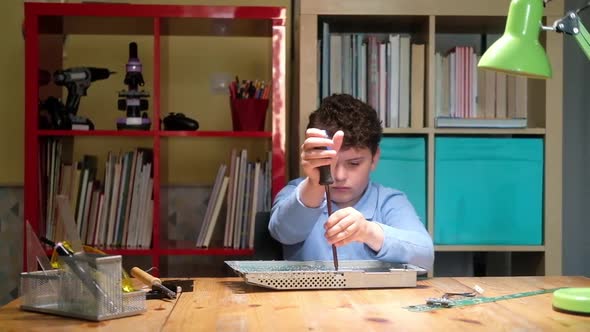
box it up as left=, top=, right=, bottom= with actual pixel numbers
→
left=203, top=176, right=229, bottom=248
left=196, top=164, right=227, bottom=247
left=398, top=35, right=410, bottom=128
left=410, top=43, right=425, bottom=128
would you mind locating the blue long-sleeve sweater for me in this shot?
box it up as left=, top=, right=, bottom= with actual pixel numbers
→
left=269, top=178, right=434, bottom=271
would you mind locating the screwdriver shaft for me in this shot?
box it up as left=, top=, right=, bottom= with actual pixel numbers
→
left=325, top=185, right=339, bottom=271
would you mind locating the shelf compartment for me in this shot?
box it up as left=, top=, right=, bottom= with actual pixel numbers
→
left=320, top=15, right=429, bottom=37
left=372, top=137, right=427, bottom=225
left=434, top=137, right=544, bottom=245
left=159, top=36, right=272, bottom=132
left=160, top=138, right=271, bottom=185
left=433, top=15, right=548, bottom=130
left=316, top=14, right=431, bottom=130
left=435, top=15, right=507, bottom=35
left=161, top=17, right=273, bottom=37
left=39, top=16, right=154, bottom=35
left=36, top=32, right=155, bottom=132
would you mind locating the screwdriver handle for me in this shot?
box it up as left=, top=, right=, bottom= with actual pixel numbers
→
left=316, top=144, right=334, bottom=185
left=319, top=165, right=334, bottom=185
left=131, top=266, right=161, bottom=286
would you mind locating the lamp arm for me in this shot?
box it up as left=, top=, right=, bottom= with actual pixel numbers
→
left=552, top=11, right=590, bottom=61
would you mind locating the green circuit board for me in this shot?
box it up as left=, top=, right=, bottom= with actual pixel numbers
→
left=404, top=287, right=562, bottom=312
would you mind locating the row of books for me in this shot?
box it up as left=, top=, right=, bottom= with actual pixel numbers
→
left=196, top=148, right=272, bottom=249
left=434, top=46, right=528, bottom=128
left=40, top=139, right=154, bottom=248
left=319, top=24, right=425, bottom=129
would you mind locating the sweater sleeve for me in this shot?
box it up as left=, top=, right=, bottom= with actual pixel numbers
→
left=268, top=179, right=325, bottom=245
left=363, top=192, right=434, bottom=270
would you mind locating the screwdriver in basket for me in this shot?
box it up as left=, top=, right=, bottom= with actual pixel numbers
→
left=40, top=237, right=118, bottom=311
left=130, top=267, right=176, bottom=299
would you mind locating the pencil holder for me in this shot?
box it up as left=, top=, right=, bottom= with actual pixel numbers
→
left=230, top=98, right=269, bottom=131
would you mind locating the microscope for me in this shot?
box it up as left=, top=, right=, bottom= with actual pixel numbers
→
left=117, top=42, right=151, bottom=130
left=42, top=67, right=113, bottom=130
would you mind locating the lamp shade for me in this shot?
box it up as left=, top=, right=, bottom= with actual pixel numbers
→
left=478, top=0, right=552, bottom=79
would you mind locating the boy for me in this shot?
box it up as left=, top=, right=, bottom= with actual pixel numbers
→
left=268, top=94, right=434, bottom=270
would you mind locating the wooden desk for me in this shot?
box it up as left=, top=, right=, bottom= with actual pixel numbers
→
left=1, top=276, right=590, bottom=331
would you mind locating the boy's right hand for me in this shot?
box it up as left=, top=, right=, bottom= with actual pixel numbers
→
left=300, top=128, right=344, bottom=186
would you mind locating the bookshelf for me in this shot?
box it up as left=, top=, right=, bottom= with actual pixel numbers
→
left=295, top=0, right=563, bottom=276
left=24, top=2, right=286, bottom=274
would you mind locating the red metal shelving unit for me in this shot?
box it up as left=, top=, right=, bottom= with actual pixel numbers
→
left=24, top=2, right=286, bottom=274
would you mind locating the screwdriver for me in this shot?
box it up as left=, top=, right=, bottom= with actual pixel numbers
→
left=319, top=163, right=339, bottom=271
left=40, top=237, right=118, bottom=311
left=130, top=267, right=176, bottom=299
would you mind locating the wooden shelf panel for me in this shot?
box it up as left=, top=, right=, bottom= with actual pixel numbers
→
left=301, top=0, right=564, bottom=17
left=435, top=245, right=545, bottom=252
left=321, top=15, right=429, bottom=33
left=159, top=130, right=271, bottom=138
left=87, top=248, right=157, bottom=256
left=382, top=128, right=430, bottom=135
left=37, top=129, right=156, bottom=137
left=381, top=128, right=546, bottom=135
left=156, top=248, right=254, bottom=256
left=29, top=3, right=286, bottom=20
left=36, top=130, right=272, bottom=138
left=44, top=248, right=155, bottom=256
left=435, top=15, right=507, bottom=34
left=158, top=241, right=254, bottom=255
left=45, top=248, right=253, bottom=256
left=434, top=128, right=546, bottom=135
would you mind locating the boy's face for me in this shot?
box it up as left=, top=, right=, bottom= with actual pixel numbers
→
left=329, top=146, right=380, bottom=208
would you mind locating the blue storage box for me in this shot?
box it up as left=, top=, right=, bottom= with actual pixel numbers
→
left=434, top=137, right=543, bottom=245
left=371, top=137, right=426, bottom=225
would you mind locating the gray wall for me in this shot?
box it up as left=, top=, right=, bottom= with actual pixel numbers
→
left=563, top=0, right=590, bottom=276
left=0, top=188, right=23, bottom=306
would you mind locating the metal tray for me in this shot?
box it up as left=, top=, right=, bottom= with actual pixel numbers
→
left=225, top=260, right=427, bottom=290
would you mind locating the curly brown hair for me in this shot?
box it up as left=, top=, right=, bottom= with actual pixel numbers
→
left=307, top=94, right=382, bottom=155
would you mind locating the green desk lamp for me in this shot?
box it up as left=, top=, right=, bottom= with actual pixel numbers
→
left=478, top=0, right=590, bottom=315
left=479, top=0, right=590, bottom=78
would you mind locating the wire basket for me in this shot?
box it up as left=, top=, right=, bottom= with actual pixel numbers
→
left=20, top=254, right=146, bottom=321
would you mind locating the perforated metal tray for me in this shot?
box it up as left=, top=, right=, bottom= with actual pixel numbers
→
left=225, top=260, right=427, bottom=290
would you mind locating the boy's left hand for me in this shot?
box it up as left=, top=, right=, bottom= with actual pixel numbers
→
left=324, top=207, right=370, bottom=247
